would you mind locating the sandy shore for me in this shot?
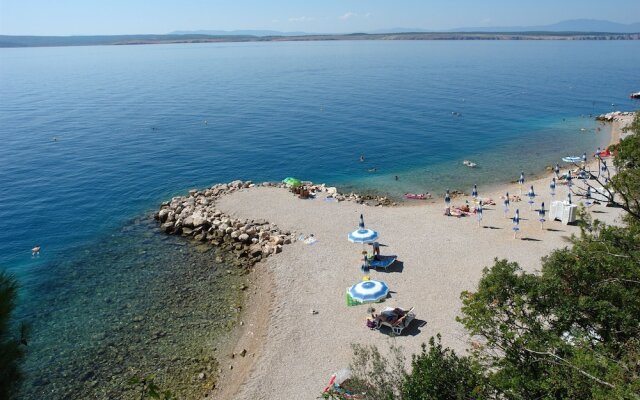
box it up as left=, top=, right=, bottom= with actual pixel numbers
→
left=210, top=115, right=633, bottom=400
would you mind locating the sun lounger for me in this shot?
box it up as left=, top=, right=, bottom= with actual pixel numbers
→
left=366, top=255, right=397, bottom=270
left=371, top=307, right=415, bottom=335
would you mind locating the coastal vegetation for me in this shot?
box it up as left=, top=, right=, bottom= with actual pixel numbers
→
left=337, top=111, right=640, bottom=399
left=0, top=272, right=28, bottom=399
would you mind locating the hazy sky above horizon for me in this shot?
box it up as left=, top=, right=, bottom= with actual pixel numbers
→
left=1, top=0, right=639, bottom=36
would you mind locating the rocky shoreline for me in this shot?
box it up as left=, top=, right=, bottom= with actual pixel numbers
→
left=154, top=180, right=398, bottom=269
left=596, top=110, right=635, bottom=122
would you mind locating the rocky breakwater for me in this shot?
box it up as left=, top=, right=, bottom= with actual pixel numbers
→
left=596, top=111, right=635, bottom=122
left=155, top=180, right=293, bottom=268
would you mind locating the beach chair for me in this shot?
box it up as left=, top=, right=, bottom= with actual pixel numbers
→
left=365, top=255, right=397, bottom=270
left=372, top=307, right=415, bottom=335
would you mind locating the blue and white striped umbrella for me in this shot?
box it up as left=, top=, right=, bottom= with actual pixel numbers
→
left=512, top=209, right=521, bottom=238
left=476, top=201, right=483, bottom=226
left=503, top=192, right=510, bottom=217
left=445, top=189, right=451, bottom=205
left=527, top=185, right=535, bottom=199
left=579, top=167, right=588, bottom=180
left=550, top=178, right=556, bottom=197
left=348, top=228, right=379, bottom=243
left=348, top=280, right=389, bottom=303
left=527, top=185, right=536, bottom=209
left=584, top=187, right=592, bottom=207
left=539, top=202, right=546, bottom=229
left=359, top=213, right=365, bottom=229
left=472, top=184, right=478, bottom=199
left=582, top=152, right=587, bottom=163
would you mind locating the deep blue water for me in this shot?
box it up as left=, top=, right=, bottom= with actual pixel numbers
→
left=0, top=40, right=639, bottom=397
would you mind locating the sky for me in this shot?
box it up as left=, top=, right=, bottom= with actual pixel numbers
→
left=0, top=0, right=639, bottom=36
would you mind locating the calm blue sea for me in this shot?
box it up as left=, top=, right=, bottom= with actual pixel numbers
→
left=0, top=40, right=639, bottom=397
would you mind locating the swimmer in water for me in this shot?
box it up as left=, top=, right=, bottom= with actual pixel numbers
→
left=368, top=168, right=377, bottom=173
left=395, top=175, right=399, bottom=181
left=359, top=154, right=365, bottom=162
left=32, top=246, right=41, bottom=256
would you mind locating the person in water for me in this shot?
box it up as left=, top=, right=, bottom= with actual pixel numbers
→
left=394, top=175, right=399, bottom=181
left=32, top=245, right=41, bottom=256
left=359, top=154, right=365, bottom=162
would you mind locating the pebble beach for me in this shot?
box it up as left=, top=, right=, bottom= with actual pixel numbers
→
left=145, top=115, right=635, bottom=398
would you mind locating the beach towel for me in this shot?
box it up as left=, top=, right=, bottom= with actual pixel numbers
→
left=366, top=255, right=397, bottom=269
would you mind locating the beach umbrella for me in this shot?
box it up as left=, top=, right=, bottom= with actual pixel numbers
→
left=348, top=280, right=389, bottom=303
left=444, top=189, right=451, bottom=206
left=476, top=201, right=483, bottom=227
left=283, top=177, right=302, bottom=187
left=348, top=228, right=379, bottom=243
left=512, top=209, right=520, bottom=239
left=349, top=214, right=379, bottom=257
left=580, top=167, right=588, bottom=181
left=550, top=178, right=556, bottom=198
left=503, top=192, right=510, bottom=218
left=539, top=202, right=546, bottom=230
left=582, top=152, right=587, bottom=163
left=584, top=186, right=592, bottom=208
left=518, top=171, right=525, bottom=194
left=527, top=185, right=536, bottom=209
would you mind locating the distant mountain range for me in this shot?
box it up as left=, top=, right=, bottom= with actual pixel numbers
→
left=447, top=19, right=640, bottom=34
left=1, top=19, right=638, bottom=48
left=172, top=19, right=640, bottom=36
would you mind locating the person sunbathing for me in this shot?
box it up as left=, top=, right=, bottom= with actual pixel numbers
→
left=501, top=194, right=521, bottom=202
left=372, top=308, right=407, bottom=325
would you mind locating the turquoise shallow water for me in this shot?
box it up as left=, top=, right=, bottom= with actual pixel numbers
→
left=0, top=40, right=639, bottom=397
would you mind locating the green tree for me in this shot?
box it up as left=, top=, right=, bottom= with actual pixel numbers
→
left=459, top=218, right=640, bottom=399
left=609, top=111, right=640, bottom=222
left=401, top=335, right=491, bottom=400
left=333, top=338, right=489, bottom=400
left=579, top=111, right=640, bottom=222
left=0, top=271, right=28, bottom=399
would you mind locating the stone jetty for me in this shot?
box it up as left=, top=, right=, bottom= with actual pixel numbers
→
left=596, top=111, right=635, bottom=122
left=155, top=180, right=396, bottom=267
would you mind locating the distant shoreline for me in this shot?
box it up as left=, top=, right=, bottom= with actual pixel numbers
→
left=1, top=31, right=639, bottom=48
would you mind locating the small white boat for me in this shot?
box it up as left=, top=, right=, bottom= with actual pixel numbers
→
left=562, top=156, right=582, bottom=163
left=463, top=160, right=477, bottom=168
left=631, top=92, right=640, bottom=99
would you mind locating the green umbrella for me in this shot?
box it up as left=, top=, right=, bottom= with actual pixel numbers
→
left=283, top=177, right=302, bottom=187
